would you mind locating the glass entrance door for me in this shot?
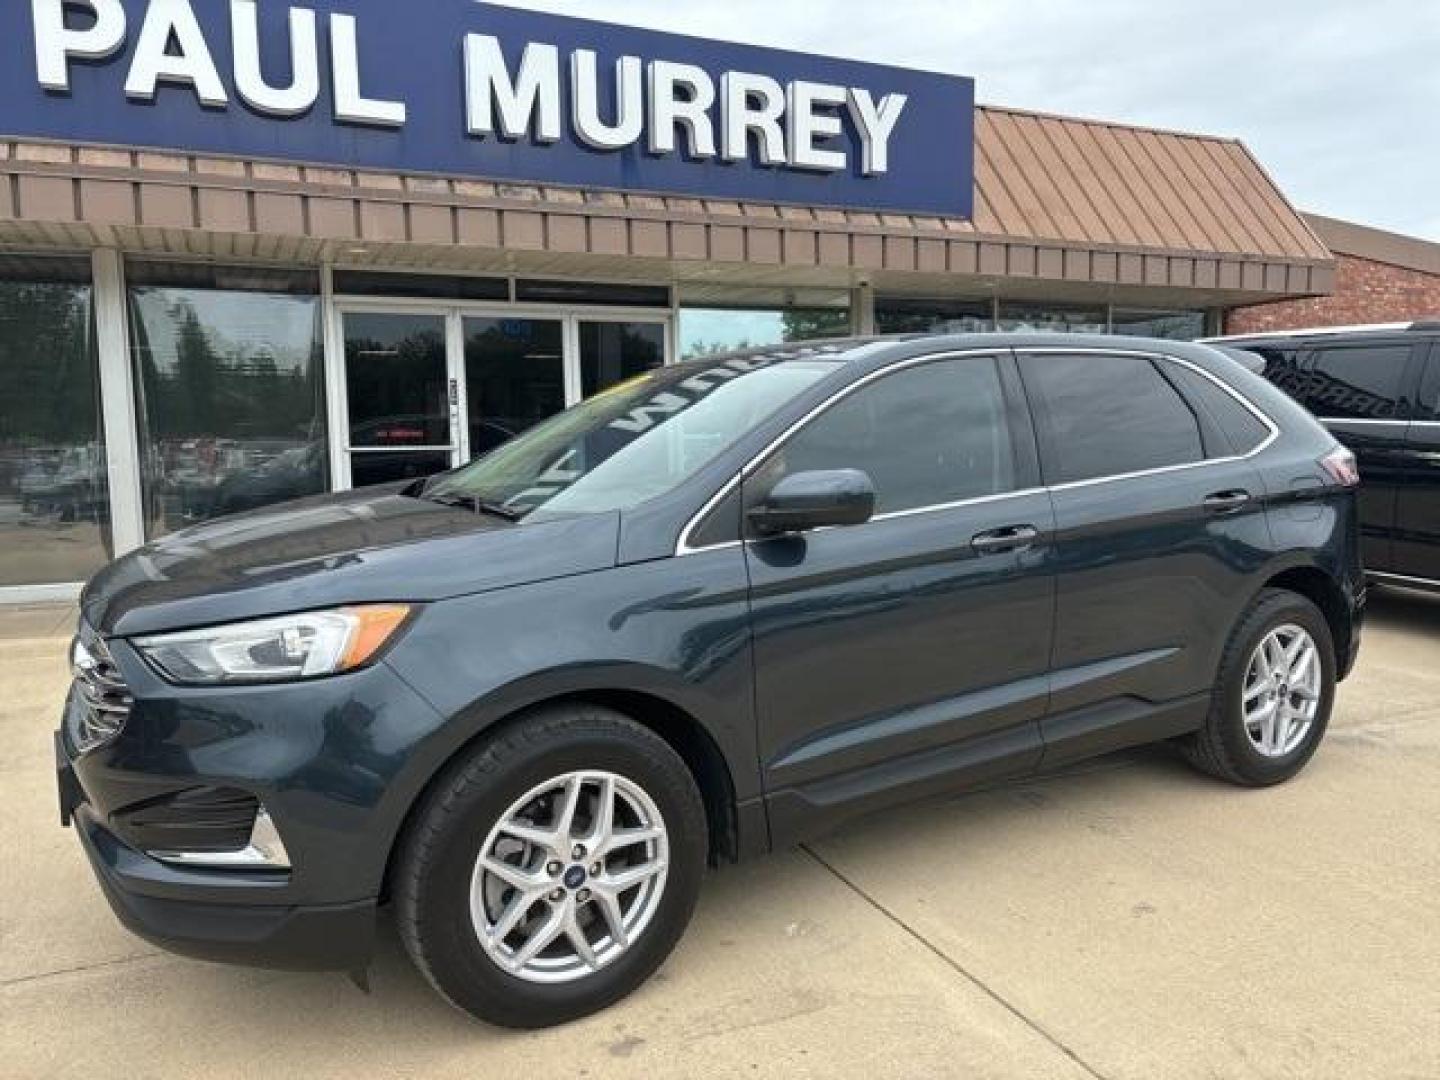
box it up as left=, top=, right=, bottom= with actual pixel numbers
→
left=342, top=311, right=456, bottom=487
left=332, top=303, right=672, bottom=491
left=464, top=317, right=566, bottom=457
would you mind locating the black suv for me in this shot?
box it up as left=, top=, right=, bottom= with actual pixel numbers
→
left=58, top=334, right=1364, bottom=1028
left=1212, top=322, right=1440, bottom=590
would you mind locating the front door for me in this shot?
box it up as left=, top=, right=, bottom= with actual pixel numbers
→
left=744, top=352, right=1056, bottom=846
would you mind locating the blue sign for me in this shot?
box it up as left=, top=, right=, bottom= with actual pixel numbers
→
left=0, top=1, right=975, bottom=218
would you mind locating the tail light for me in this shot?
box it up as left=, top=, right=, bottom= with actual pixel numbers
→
left=1320, top=446, right=1360, bottom=487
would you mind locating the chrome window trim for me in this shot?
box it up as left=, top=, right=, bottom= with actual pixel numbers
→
left=675, top=346, right=1282, bottom=556
left=1315, top=417, right=1411, bottom=427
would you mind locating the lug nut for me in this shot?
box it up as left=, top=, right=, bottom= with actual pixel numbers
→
left=576, top=888, right=591, bottom=904
left=572, top=844, right=586, bottom=860
left=549, top=888, right=565, bottom=902
left=547, top=861, right=562, bottom=876
left=591, top=862, right=602, bottom=876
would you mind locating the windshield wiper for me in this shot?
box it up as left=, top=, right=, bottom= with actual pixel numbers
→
left=427, top=492, right=524, bottom=522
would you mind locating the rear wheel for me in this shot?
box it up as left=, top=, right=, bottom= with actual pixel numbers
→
left=1182, top=589, right=1336, bottom=786
left=395, top=705, right=708, bottom=1028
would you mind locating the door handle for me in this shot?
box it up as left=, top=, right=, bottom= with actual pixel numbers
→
left=1203, top=489, right=1253, bottom=515
left=971, top=525, right=1039, bottom=555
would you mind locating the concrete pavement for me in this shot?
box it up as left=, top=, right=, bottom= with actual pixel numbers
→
left=3, top=592, right=1438, bottom=1079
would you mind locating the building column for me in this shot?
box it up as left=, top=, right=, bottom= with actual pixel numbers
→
left=852, top=282, right=876, bottom=336
left=92, top=249, right=146, bottom=558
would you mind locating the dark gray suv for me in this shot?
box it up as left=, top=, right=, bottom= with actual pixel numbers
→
left=57, top=334, right=1364, bottom=1027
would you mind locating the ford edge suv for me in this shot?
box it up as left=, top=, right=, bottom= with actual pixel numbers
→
left=57, top=333, right=1365, bottom=1028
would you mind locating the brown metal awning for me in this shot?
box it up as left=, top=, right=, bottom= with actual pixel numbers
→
left=0, top=104, right=1334, bottom=307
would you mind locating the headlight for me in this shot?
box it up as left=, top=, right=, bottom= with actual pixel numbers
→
left=134, top=605, right=413, bottom=686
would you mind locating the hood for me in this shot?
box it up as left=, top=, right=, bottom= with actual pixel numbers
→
left=82, top=487, right=621, bottom=638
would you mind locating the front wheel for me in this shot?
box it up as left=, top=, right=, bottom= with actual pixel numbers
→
left=394, top=705, right=708, bottom=1028
left=1182, top=589, right=1337, bottom=786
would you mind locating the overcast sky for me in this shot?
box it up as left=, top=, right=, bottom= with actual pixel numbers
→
left=501, top=0, right=1440, bottom=240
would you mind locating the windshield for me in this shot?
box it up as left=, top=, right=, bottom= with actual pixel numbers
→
left=424, top=356, right=840, bottom=519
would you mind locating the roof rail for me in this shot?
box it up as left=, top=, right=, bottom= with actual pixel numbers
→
left=1204, top=320, right=1440, bottom=342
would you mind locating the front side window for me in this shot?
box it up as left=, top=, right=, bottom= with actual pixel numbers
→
left=1023, top=353, right=1204, bottom=485
left=425, top=356, right=839, bottom=519
left=1302, top=345, right=1412, bottom=420
left=752, top=356, right=1018, bottom=517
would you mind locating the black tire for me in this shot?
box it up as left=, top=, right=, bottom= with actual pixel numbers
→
left=1181, top=588, right=1336, bottom=786
left=394, top=704, right=708, bottom=1029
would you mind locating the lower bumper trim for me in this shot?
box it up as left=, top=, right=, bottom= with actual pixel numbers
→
left=77, top=810, right=376, bottom=972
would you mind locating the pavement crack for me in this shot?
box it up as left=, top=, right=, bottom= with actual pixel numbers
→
left=1, top=951, right=164, bottom=990
left=801, top=843, right=1112, bottom=1080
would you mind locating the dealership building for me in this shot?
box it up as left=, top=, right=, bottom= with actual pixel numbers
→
left=1, top=0, right=1431, bottom=600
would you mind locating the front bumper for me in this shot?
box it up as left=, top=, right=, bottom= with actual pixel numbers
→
left=59, top=735, right=376, bottom=971
left=55, top=630, right=453, bottom=973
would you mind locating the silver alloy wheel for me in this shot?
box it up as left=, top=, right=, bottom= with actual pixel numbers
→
left=1242, top=624, right=1322, bottom=758
left=470, top=770, right=669, bottom=985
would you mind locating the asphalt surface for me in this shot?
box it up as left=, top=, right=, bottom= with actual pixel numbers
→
left=3, top=590, right=1437, bottom=1079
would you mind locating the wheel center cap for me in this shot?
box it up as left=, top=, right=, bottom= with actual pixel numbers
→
left=563, top=865, right=587, bottom=890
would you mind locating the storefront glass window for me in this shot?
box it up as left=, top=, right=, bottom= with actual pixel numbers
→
left=128, top=264, right=328, bottom=538
left=875, top=298, right=993, bottom=334
left=679, top=307, right=850, bottom=359
left=580, top=321, right=667, bottom=397
left=0, top=256, right=111, bottom=587
left=1111, top=309, right=1208, bottom=340
left=997, top=302, right=1108, bottom=334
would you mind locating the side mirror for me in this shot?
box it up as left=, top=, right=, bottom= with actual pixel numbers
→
left=747, top=469, right=876, bottom=536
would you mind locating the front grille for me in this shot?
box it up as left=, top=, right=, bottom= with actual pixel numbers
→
left=69, top=630, right=132, bottom=753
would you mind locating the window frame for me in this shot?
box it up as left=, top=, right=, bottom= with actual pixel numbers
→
left=676, top=349, right=1041, bottom=553
left=1016, top=348, right=1280, bottom=491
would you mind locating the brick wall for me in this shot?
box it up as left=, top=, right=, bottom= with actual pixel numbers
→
left=1225, top=253, right=1440, bottom=334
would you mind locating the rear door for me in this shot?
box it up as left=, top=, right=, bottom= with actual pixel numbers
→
left=1016, top=348, right=1275, bottom=767
left=745, top=351, right=1057, bottom=844
left=1394, top=344, right=1440, bottom=582
left=1291, top=340, right=1421, bottom=574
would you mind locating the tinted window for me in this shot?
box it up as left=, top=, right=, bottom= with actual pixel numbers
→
left=1165, top=362, right=1272, bottom=455
left=1416, top=352, right=1439, bottom=421
left=1300, top=345, right=1411, bottom=420
left=1023, top=353, right=1204, bottom=484
left=759, top=357, right=1017, bottom=516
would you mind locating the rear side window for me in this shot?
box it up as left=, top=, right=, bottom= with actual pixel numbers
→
left=1164, top=362, right=1273, bottom=455
left=757, top=356, right=1018, bottom=516
left=1419, top=352, right=1440, bottom=421
left=1301, top=345, right=1411, bottom=420
left=1022, top=353, right=1204, bottom=485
